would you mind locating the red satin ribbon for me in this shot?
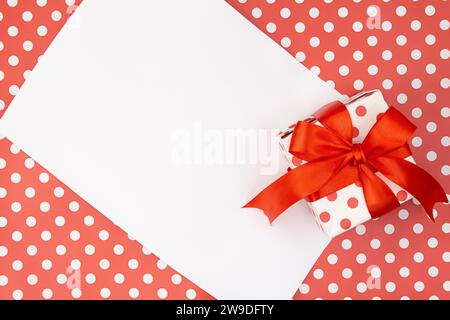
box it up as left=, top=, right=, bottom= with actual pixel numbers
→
left=245, top=101, right=447, bottom=223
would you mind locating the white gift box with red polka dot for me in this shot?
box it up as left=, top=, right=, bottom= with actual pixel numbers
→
left=280, top=90, right=415, bottom=237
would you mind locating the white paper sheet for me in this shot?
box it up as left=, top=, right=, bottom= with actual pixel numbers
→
left=0, top=0, right=343, bottom=299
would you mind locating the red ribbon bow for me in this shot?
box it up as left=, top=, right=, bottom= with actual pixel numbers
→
left=245, top=101, right=446, bottom=223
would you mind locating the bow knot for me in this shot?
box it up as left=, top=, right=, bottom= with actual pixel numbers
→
left=351, top=144, right=366, bottom=166
left=245, top=100, right=446, bottom=224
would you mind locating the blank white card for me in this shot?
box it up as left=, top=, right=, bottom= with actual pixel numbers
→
left=1, top=0, right=343, bottom=299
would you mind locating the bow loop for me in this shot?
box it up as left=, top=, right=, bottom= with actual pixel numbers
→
left=289, top=121, right=351, bottom=162
left=314, top=100, right=353, bottom=143
left=362, top=107, right=416, bottom=159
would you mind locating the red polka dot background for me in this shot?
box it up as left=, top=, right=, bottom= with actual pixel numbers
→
left=0, top=0, right=448, bottom=300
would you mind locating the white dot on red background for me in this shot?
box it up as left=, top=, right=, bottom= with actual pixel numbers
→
left=354, top=51, right=364, bottom=63
left=0, top=275, right=9, bottom=286
left=385, top=282, right=396, bottom=292
left=84, top=215, right=94, bottom=226
left=338, top=7, right=348, bottom=18
left=41, top=230, right=52, bottom=241
left=22, top=11, right=33, bottom=22
left=309, top=37, right=320, bottom=47
left=12, top=260, right=23, bottom=271
left=295, top=22, right=305, bottom=33
left=399, top=267, right=410, bottom=278
left=444, top=281, right=450, bottom=292
left=51, top=10, right=62, bottom=21
left=71, top=288, right=81, bottom=299
left=57, top=275, right=68, bottom=287
left=309, top=7, right=319, bottom=18
left=413, top=223, right=423, bottom=234
left=414, top=252, right=424, bottom=263
left=13, top=289, right=23, bottom=300
left=41, top=259, right=52, bottom=270
left=114, top=273, right=125, bottom=284
left=7, top=85, right=17, bottom=96
left=27, top=245, right=37, bottom=256
left=157, top=259, right=167, bottom=270
left=342, top=268, right=352, bottom=279
left=100, top=288, right=110, bottom=298
left=99, top=259, right=110, bottom=270
left=26, top=216, right=36, bottom=227
left=327, top=254, right=338, bottom=265
left=370, top=267, right=381, bottom=278
left=370, top=239, right=381, bottom=249
left=186, top=289, right=197, bottom=299
left=37, top=25, right=48, bottom=36
left=143, top=273, right=153, bottom=284
left=39, top=172, right=49, bottom=183
left=328, top=283, right=338, bottom=294
left=266, top=22, right=276, bottom=33
left=428, top=266, right=439, bottom=277
left=98, top=230, right=109, bottom=240
left=70, top=230, right=80, bottom=241
left=426, top=34, right=437, bottom=46
left=10, top=172, right=21, bottom=183
left=355, top=224, right=366, bottom=235
left=113, top=244, right=124, bottom=255
left=352, top=21, right=363, bottom=32
left=25, top=186, right=35, bottom=197
left=129, top=288, right=139, bottom=299
left=356, top=253, right=366, bottom=264
left=382, top=50, right=392, bottom=61
left=313, top=269, right=324, bottom=279
left=356, top=282, right=367, bottom=293
left=299, top=283, right=310, bottom=294
left=55, top=244, right=66, bottom=255
left=11, top=202, right=22, bottom=213
left=0, top=246, right=8, bottom=257
left=341, top=239, right=352, bottom=250
left=40, top=201, right=50, bottom=212
left=84, top=244, right=95, bottom=255
left=367, top=36, right=378, bottom=46
left=171, top=274, right=182, bottom=285
left=27, top=274, right=38, bottom=285
left=128, top=258, right=139, bottom=270
left=323, top=22, right=334, bottom=32
left=53, top=186, right=64, bottom=197
left=339, top=65, right=349, bottom=76
left=281, top=37, right=291, bottom=48
left=85, top=273, right=96, bottom=284
left=69, top=201, right=79, bottom=212
left=157, top=288, right=168, bottom=299
left=280, top=8, right=290, bottom=19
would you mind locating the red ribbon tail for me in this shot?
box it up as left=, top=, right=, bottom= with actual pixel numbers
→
left=244, top=157, right=345, bottom=223
left=371, top=156, right=448, bottom=221
left=413, top=174, right=447, bottom=222
left=243, top=169, right=309, bottom=224
left=358, top=164, right=400, bottom=219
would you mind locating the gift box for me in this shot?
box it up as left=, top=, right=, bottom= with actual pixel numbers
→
left=245, top=89, right=446, bottom=238
left=279, top=90, right=415, bottom=237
